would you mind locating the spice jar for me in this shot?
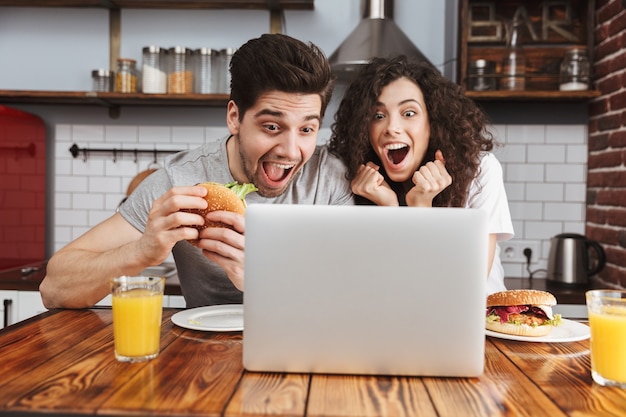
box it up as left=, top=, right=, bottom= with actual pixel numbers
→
left=193, top=48, right=215, bottom=94
left=92, top=69, right=113, bottom=92
left=142, top=46, right=167, bottom=94
left=114, top=58, right=138, bottom=93
left=167, top=46, right=193, bottom=94
left=468, top=60, right=496, bottom=91
left=559, top=47, right=590, bottom=91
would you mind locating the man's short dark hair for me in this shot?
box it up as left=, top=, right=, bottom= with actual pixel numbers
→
left=229, top=33, right=335, bottom=120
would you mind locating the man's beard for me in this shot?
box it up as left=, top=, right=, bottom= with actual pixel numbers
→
left=237, top=144, right=292, bottom=199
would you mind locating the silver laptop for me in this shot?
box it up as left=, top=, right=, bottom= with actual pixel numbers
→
left=243, top=204, right=487, bottom=377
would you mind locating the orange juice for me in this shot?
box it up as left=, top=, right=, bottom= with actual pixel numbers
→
left=588, top=305, right=626, bottom=385
left=112, top=286, right=163, bottom=362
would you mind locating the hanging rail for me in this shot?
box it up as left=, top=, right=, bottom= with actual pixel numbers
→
left=69, top=143, right=183, bottom=163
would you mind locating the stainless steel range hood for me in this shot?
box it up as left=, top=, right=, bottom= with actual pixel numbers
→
left=329, top=0, right=434, bottom=80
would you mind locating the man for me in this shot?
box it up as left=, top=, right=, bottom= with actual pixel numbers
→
left=40, top=34, right=354, bottom=309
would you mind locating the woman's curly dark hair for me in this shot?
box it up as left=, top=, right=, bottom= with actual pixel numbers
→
left=328, top=55, right=496, bottom=207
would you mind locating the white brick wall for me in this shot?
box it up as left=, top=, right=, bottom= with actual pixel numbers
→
left=52, top=125, right=333, bottom=251
left=494, top=123, right=587, bottom=278
left=53, top=123, right=587, bottom=279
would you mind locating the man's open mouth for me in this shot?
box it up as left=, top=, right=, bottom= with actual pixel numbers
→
left=385, top=143, right=409, bottom=165
left=263, top=161, right=294, bottom=183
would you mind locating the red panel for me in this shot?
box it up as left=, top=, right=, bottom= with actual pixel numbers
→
left=0, top=106, right=46, bottom=270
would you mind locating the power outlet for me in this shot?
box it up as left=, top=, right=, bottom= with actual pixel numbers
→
left=501, top=241, right=540, bottom=264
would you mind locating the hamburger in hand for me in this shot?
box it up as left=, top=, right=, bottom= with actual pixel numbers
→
left=486, top=289, right=562, bottom=337
left=186, top=181, right=257, bottom=232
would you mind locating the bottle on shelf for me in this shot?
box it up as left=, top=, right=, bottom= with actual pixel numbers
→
left=499, top=15, right=526, bottom=91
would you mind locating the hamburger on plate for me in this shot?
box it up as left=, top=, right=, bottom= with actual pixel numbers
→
left=486, top=289, right=562, bottom=337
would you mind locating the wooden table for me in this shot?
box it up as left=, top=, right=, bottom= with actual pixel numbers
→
left=1, top=308, right=625, bottom=417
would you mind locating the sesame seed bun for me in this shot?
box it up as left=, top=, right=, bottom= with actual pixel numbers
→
left=486, top=289, right=556, bottom=308
left=193, top=182, right=246, bottom=230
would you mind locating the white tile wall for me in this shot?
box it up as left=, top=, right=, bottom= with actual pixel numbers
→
left=494, top=124, right=588, bottom=279
left=53, top=123, right=587, bottom=280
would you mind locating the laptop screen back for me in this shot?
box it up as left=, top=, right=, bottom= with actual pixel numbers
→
left=243, top=204, right=487, bottom=377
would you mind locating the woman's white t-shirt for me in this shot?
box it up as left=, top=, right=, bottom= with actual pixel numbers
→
left=465, top=153, right=514, bottom=294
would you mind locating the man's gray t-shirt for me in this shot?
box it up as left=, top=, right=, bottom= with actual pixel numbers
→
left=119, top=135, right=354, bottom=308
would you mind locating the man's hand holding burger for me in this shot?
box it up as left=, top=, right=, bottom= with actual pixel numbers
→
left=184, top=182, right=258, bottom=291
left=138, top=185, right=211, bottom=267
left=194, top=210, right=247, bottom=290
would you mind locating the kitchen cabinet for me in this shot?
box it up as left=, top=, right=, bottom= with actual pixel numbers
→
left=0, top=290, right=18, bottom=329
left=17, top=291, right=48, bottom=324
left=458, top=0, right=600, bottom=101
left=0, top=290, right=47, bottom=329
left=0, top=0, right=314, bottom=111
left=0, top=290, right=184, bottom=329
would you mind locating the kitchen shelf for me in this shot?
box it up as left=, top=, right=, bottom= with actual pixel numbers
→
left=0, top=90, right=230, bottom=107
left=0, top=0, right=314, bottom=10
left=0, top=1, right=313, bottom=112
left=466, top=89, right=600, bottom=101
left=458, top=0, right=597, bottom=101
left=0, top=91, right=231, bottom=118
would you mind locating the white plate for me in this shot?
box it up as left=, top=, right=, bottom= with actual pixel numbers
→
left=172, top=304, right=243, bottom=332
left=486, top=318, right=590, bottom=343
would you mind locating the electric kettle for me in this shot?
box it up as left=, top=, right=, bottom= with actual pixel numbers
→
left=547, top=233, right=606, bottom=286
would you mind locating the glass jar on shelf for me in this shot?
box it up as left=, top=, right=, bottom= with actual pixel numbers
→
left=193, top=48, right=215, bottom=94
left=167, top=46, right=193, bottom=94
left=468, top=59, right=496, bottom=91
left=92, top=69, right=113, bottom=92
left=559, top=46, right=590, bottom=91
left=142, top=46, right=167, bottom=94
left=215, top=48, right=236, bottom=94
left=114, top=58, right=138, bottom=93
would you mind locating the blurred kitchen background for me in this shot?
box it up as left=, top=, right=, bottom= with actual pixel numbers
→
left=0, top=0, right=623, bottom=293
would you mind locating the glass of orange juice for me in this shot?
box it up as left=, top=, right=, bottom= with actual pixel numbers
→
left=111, top=275, right=165, bottom=363
left=586, top=290, right=626, bottom=388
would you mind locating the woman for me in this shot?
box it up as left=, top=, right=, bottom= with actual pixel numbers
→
left=328, top=55, right=514, bottom=294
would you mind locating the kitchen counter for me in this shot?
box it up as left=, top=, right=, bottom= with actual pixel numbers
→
left=0, top=262, right=182, bottom=296
left=0, top=262, right=47, bottom=292
left=0, top=263, right=598, bottom=307
left=504, top=277, right=603, bottom=305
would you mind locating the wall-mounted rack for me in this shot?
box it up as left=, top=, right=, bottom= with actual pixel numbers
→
left=69, top=143, right=182, bottom=162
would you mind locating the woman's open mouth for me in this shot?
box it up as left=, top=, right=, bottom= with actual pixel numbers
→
left=385, top=143, right=409, bottom=166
